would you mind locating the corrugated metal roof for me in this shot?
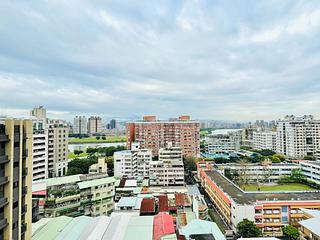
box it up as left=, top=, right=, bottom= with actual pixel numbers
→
left=179, top=219, right=226, bottom=240
left=124, top=216, right=154, bottom=240
left=299, top=218, right=320, bottom=236
left=32, top=216, right=73, bottom=240
left=140, top=198, right=155, bottom=214
left=175, top=193, right=184, bottom=207
left=159, top=195, right=169, bottom=212
left=153, top=213, right=175, bottom=240
left=77, top=177, right=115, bottom=189
left=55, top=216, right=93, bottom=240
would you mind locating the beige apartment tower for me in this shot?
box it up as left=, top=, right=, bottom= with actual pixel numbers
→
left=0, top=119, right=33, bottom=240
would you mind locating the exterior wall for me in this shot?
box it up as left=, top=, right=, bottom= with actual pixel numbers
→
left=73, top=116, right=87, bottom=134
left=205, top=130, right=241, bottom=154
left=89, top=158, right=108, bottom=174
left=1, top=119, right=33, bottom=240
left=276, top=115, right=320, bottom=158
left=114, top=148, right=152, bottom=178
left=88, top=116, right=103, bottom=134
left=253, top=131, right=277, bottom=151
left=300, top=161, right=320, bottom=185
left=149, top=147, right=184, bottom=186
left=32, top=119, right=48, bottom=182
left=47, top=120, right=69, bottom=177
left=126, top=116, right=200, bottom=158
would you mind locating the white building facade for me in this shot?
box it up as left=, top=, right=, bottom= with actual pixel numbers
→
left=113, top=143, right=152, bottom=178
left=149, top=146, right=185, bottom=186
left=205, top=129, right=242, bottom=154
left=276, top=115, right=320, bottom=158
left=253, top=131, right=277, bottom=152
left=73, top=116, right=87, bottom=134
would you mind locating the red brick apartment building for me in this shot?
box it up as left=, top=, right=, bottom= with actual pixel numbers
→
left=126, top=115, right=200, bottom=158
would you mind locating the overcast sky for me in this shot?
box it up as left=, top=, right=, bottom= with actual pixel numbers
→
left=1, top=0, right=320, bottom=121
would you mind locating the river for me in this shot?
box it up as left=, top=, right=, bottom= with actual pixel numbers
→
left=68, top=142, right=126, bottom=152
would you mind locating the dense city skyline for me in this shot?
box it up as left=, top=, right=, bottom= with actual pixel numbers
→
left=1, top=1, right=320, bottom=121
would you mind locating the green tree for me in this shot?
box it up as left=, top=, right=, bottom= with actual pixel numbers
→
left=282, top=225, right=299, bottom=240
left=96, top=136, right=101, bottom=140
left=304, top=155, right=315, bottom=160
left=102, top=136, right=106, bottom=140
left=74, top=150, right=83, bottom=155
left=273, top=154, right=285, bottom=161
left=237, top=219, right=262, bottom=237
left=67, top=157, right=98, bottom=175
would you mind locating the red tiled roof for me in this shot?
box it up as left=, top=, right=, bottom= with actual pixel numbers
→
left=159, top=195, right=169, bottom=212
left=153, top=212, right=175, bottom=240
left=140, top=198, right=155, bottom=213
left=175, top=193, right=184, bottom=207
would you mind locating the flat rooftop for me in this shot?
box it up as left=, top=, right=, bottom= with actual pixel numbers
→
left=205, top=170, right=320, bottom=205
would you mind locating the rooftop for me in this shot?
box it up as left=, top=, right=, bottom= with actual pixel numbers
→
left=205, top=170, right=320, bottom=204
left=179, top=219, right=226, bottom=240
left=299, top=218, right=320, bottom=236
left=77, top=177, right=115, bottom=189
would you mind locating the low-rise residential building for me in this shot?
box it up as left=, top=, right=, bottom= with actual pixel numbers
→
left=205, top=129, right=242, bottom=154
left=197, top=162, right=320, bottom=236
left=253, top=131, right=277, bottom=152
left=149, top=146, right=184, bottom=186
left=32, top=174, right=115, bottom=218
left=89, top=157, right=108, bottom=175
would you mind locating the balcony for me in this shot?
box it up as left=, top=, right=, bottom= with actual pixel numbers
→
left=22, top=168, right=28, bottom=177
left=21, top=223, right=27, bottom=234
left=0, top=198, right=8, bottom=208
left=0, top=134, right=8, bottom=142
left=0, top=177, right=8, bottom=186
left=0, top=218, right=7, bottom=230
left=14, top=133, right=20, bottom=142
left=22, top=205, right=27, bottom=215
left=0, top=155, right=9, bottom=164
left=22, top=186, right=28, bottom=196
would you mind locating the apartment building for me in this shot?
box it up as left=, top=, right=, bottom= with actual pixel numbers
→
left=0, top=119, right=33, bottom=240
left=253, top=131, right=277, bottom=152
left=33, top=174, right=115, bottom=218
left=47, top=120, right=69, bottom=177
left=30, top=106, right=47, bottom=120
left=73, top=116, right=87, bottom=134
left=197, top=162, right=320, bottom=236
left=300, top=161, right=320, bottom=185
left=149, top=146, right=185, bottom=186
left=126, top=115, right=200, bottom=158
left=114, top=143, right=152, bottom=178
left=32, top=119, right=48, bottom=181
left=88, top=116, right=103, bottom=134
left=276, top=115, right=320, bottom=158
left=205, top=129, right=242, bottom=154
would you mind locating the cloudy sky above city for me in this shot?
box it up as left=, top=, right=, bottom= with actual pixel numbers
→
left=1, top=0, right=320, bottom=121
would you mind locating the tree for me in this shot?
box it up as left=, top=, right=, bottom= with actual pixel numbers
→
left=67, top=157, right=97, bottom=175
left=237, top=219, right=261, bottom=237
left=96, top=136, right=101, bottom=140
left=282, top=225, right=299, bottom=240
left=102, top=136, right=106, bottom=140
left=74, top=150, right=83, bottom=155
left=304, top=155, right=315, bottom=161
left=273, top=154, right=285, bottom=162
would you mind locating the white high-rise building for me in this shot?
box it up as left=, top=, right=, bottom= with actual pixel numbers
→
left=32, top=119, right=48, bottom=181
left=276, top=115, right=320, bottom=158
left=113, top=143, right=152, bottom=177
left=88, top=116, right=103, bottom=134
left=205, top=129, right=242, bottom=154
left=47, top=120, right=69, bottom=177
left=149, top=146, right=185, bottom=186
left=73, top=116, right=87, bottom=134
left=253, top=131, right=277, bottom=152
